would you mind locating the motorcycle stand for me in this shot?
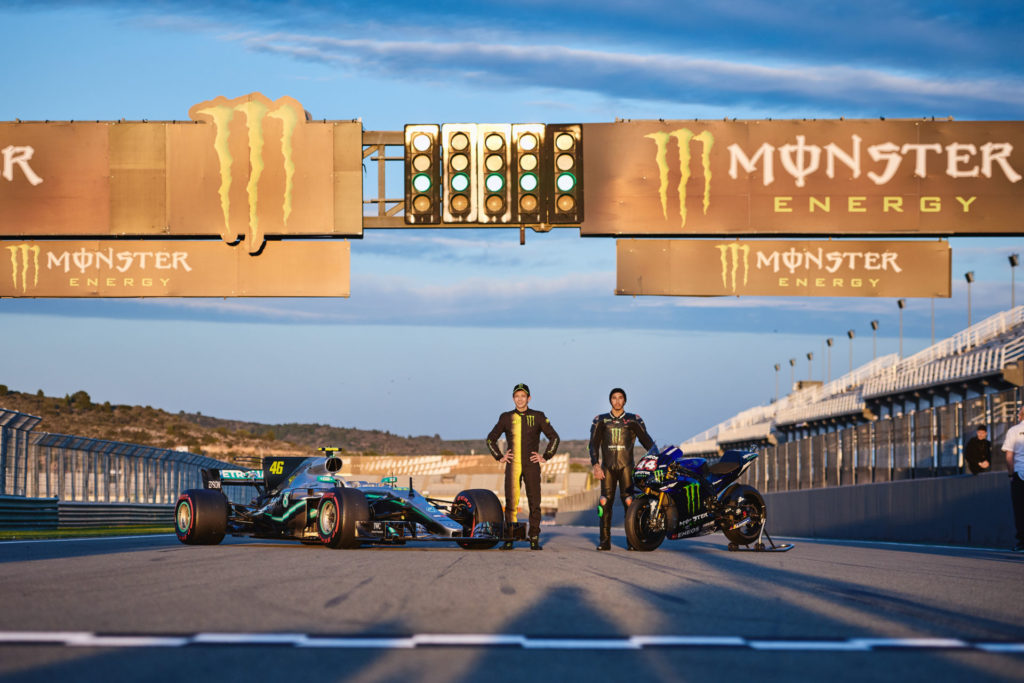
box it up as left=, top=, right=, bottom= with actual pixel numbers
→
left=727, top=527, right=794, bottom=553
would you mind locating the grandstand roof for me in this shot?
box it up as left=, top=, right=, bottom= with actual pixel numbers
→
left=681, top=306, right=1024, bottom=451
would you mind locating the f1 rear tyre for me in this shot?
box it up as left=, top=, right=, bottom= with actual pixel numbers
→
left=317, top=488, right=369, bottom=549
left=175, top=489, right=228, bottom=545
left=454, top=489, right=502, bottom=549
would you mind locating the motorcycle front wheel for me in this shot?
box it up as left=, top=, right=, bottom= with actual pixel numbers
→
left=624, top=494, right=668, bottom=551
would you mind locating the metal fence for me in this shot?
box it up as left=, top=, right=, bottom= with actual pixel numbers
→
left=1, top=408, right=235, bottom=504
left=749, top=388, right=1021, bottom=491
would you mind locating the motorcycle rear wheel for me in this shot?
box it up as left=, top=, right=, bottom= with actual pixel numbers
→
left=624, top=494, right=668, bottom=551
left=720, top=485, right=766, bottom=546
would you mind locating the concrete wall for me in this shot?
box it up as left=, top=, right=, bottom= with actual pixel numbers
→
left=554, top=472, right=1017, bottom=549
left=764, top=471, right=1014, bottom=548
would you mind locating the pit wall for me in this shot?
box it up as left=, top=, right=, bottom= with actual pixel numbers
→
left=555, top=471, right=1016, bottom=549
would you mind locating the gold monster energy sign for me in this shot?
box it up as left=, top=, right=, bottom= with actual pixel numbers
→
left=616, top=239, right=950, bottom=297
left=582, top=119, right=1024, bottom=235
left=2, top=239, right=350, bottom=297
left=0, top=93, right=362, bottom=248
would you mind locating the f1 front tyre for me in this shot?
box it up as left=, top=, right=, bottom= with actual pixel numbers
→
left=317, top=488, right=369, bottom=549
left=453, top=488, right=503, bottom=550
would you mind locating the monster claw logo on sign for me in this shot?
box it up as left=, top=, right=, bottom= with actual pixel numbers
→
left=188, top=94, right=307, bottom=253
left=645, top=128, right=714, bottom=228
left=717, top=242, right=750, bottom=293
left=6, top=243, right=39, bottom=293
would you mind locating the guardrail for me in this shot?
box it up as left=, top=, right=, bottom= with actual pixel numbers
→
left=59, top=502, right=174, bottom=528
left=0, top=494, right=59, bottom=529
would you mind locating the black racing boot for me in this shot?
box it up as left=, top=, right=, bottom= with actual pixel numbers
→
left=596, top=523, right=611, bottom=551
left=529, top=536, right=542, bottom=551
left=500, top=540, right=514, bottom=550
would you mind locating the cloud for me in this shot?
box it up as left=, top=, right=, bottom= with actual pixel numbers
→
left=233, top=31, right=1024, bottom=118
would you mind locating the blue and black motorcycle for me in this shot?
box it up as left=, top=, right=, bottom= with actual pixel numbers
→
left=625, top=446, right=792, bottom=552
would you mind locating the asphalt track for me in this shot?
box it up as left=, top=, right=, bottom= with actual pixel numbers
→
left=0, top=526, right=1021, bottom=682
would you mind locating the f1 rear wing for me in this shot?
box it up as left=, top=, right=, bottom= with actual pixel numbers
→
left=201, top=468, right=264, bottom=490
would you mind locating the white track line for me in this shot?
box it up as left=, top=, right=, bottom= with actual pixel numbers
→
left=0, top=534, right=176, bottom=545
left=0, top=631, right=1019, bottom=652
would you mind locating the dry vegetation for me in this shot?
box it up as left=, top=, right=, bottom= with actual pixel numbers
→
left=0, top=385, right=589, bottom=468
left=0, top=385, right=493, bottom=468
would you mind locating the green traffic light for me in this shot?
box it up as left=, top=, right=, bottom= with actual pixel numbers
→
left=412, top=173, right=432, bottom=193
left=556, top=172, right=577, bottom=192
left=519, top=173, right=538, bottom=192
left=451, top=172, right=470, bottom=192
left=485, top=173, right=505, bottom=193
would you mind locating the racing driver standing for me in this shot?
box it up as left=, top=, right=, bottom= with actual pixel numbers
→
left=487, top=383, right=560, bottom=550
left=589, top=387, right=656, bottom=551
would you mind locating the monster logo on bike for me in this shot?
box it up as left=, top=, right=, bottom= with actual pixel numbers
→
left=683, top=482, right=699, bottom=515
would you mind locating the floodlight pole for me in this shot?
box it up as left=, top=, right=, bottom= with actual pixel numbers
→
left=1011, top=254, right=1019, bottom=309
left=847, top=330, right=855, bottom=373
left=965, top=271, right=975, bottom=327
left=826, top=338, right=834, bottom=383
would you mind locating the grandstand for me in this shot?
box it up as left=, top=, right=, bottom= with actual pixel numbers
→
left=682, top=306, right=1024, bottom=455
left=339, top=452, right=579, bottom=516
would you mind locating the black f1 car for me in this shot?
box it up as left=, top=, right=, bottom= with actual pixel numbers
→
left=174, top=449, right=516, bottom=549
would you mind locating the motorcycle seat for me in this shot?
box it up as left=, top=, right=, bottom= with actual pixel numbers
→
left=708, top=461, right=740, bottom=475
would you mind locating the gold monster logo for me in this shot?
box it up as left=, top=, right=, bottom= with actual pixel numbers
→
left=716, top=242, right=750, bottom=294
left=646, top=128, right=714, bottom=228
left=189, top=94, right=306, bottom=253
left=6, top=243, right=40, bottom=293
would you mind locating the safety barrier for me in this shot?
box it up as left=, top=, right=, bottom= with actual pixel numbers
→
left=59, top=502, right=174, bottom=528
left=0, top=494, right=59, bottom=530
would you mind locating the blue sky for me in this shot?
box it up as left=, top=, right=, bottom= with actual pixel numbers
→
left=2, top=1, right=1023, bottom=442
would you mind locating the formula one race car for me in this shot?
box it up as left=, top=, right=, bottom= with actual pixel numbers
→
left=174, top=449, right=517, bottom=549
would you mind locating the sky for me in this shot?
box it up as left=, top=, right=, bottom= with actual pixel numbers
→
left=1, top=1, right=1023, bottom=443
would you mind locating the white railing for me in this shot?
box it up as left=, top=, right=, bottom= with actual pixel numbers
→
left=864, top=331, right=1024, bottom=398
left=775, top=391, right=866, bottom=426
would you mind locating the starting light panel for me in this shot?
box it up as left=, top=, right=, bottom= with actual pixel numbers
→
left=476, top=124, right=512, bottom=224
left=441, top=123, right=479, bottom=223
left=406, top=122, right=583, bottom=226
left=512, top=123, right=545, bottom=225
left=545, top=124, right=583, bottom=224
left=404, top=124, right=441, bottom=224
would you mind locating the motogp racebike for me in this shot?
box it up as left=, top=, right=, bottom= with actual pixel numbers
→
left=625, top=446, right=793, bottom=552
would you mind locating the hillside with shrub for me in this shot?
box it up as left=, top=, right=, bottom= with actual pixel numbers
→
left=0, top=385, right=586, bottom=466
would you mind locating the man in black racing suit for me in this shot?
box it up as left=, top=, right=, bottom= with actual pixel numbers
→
left=487, top=383, right=560, bottom=550
left=589, top=387, right=655, bottom=551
